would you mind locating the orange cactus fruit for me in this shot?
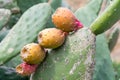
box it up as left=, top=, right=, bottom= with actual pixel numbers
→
left=52, top=7, right=83, bottom=32
left=38, top=28, right=66, bottom=49
left=20, top=43, right=45, bottom=64
left=16, top=62, right=38, bottom=76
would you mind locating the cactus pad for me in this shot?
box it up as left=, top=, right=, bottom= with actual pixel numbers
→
left=31, top=27, right=95, bottom=80
left=0, top=3, right=52, bottom=64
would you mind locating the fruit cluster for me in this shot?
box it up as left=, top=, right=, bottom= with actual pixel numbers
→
left=15, top=7, right=83, bottom=76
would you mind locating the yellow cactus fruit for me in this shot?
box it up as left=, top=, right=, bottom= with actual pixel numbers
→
left=20, top=43, right=45, bottom=64
left=38, top=28, right=66, bottom=49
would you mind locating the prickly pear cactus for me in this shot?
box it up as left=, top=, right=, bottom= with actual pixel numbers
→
left=75, top=0, right=103, bottom=27
left=0, top=54, right=25, bottom=80
left=0, top=29, right=9, bottom=42
left=48, top=0, right=62, bottom=10
left=0, top=3, right=52, bottom=64
left=0, top=66, right=28, bottom=80
left=0, top=0, right=119, bottom=79
left=31, top=27, right=95, bottom=80
left=16, top=0, right=48, bottom=13
left=75, top=0, right=115, bottom=80
left=4, top=55, right=22, bottom=68
left=93, top=34, right=115, bottom=80
left=0, top=9, right=11, bottom=30
left=0, top=0, right=17, bottom=9
left=113, top=62, right=120, bottom=80
left=108, top=28, right=119, bottom=51
left=0, top=54, right=26, bottom=80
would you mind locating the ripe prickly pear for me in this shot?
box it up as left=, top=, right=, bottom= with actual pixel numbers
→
left=52, top=7, right=83, bottom=32
left=38, top=28, right=66, bottom=49
left=20, top=43, right=45, bottom=64
left=16, top=62, right=38, bottom=76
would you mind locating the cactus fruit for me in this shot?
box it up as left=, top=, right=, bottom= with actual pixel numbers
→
left=20, top=43, right=46, bottom=64
left=0, top=9, right=11, bottom=30
left=16, top=62, right=38, bottom=76
left=31, top=27, right=95, bottom=80
left=0, top=3, right=52, bottom=64
left=38, top=28, right=66, bottom=49
left=52, top=7, right=83, bottom=32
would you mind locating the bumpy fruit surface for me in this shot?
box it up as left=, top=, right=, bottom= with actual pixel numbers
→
left=16, top=62, right=38, bottom=76
left=20, top=43, right=45, bottom=64
left=52, top=7, right=83, bottom=32
left=38, top=28, right=66, bottom=49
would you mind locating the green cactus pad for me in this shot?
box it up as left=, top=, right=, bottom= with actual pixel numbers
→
left=113, top=62, right=120, bottom=80
left=93, top=34, right=115, bottom=80
left=0, top=9, right=11, bottom=30
left=0, top=0, right=17, bottom=9
left=75, top=0, right=103, bottom=27
left=74, top=0, right=115, bottom=79
left=0, top=29, right=9, bottom=42
left=4, top=55, right=22, bottom=68
left=108, top=28, right=119, bottom=51
left=49, top=0, right=62, bottom=10
left=16, top=0, right=48, bottom=13
left=0, top=3, right=52, bottom=65
left=0, top=66, right=28, bottom=80
left=31, top=27, right=95, bottom=80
